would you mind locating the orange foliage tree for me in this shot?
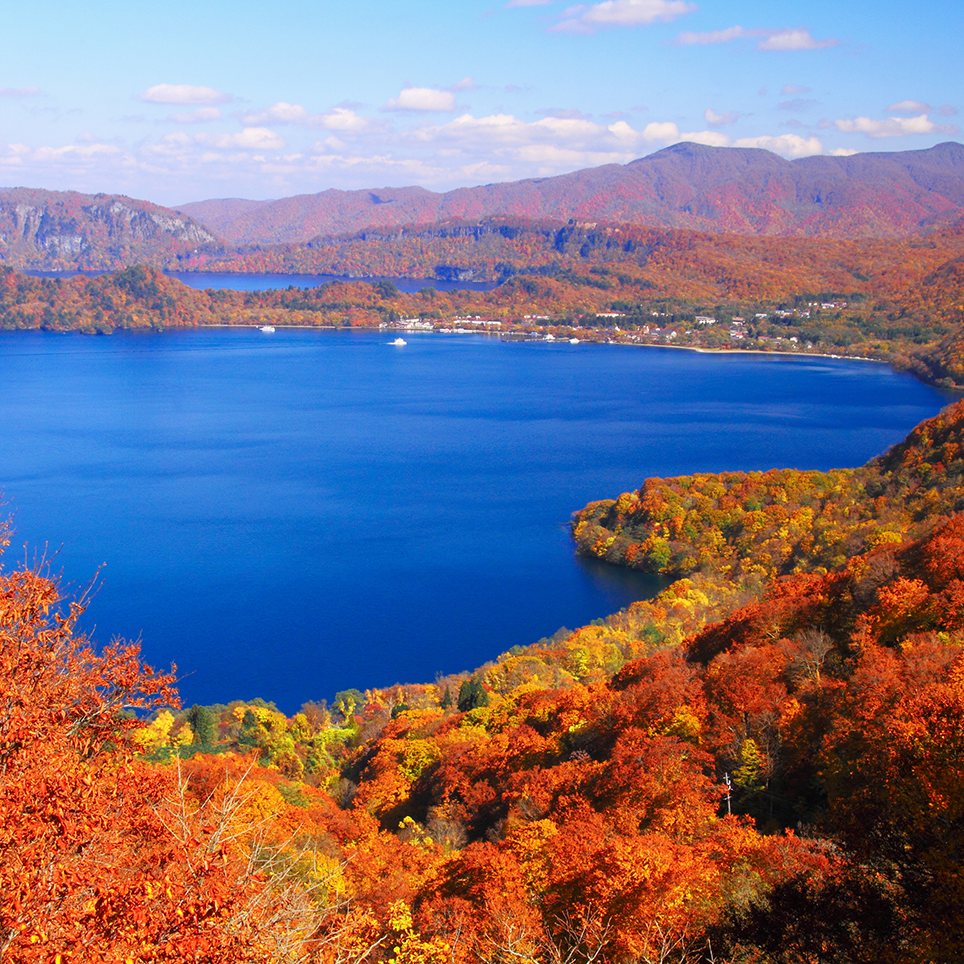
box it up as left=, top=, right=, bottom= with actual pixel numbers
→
left=0, top=528, right=383, bottom=962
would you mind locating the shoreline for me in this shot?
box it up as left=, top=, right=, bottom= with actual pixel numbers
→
left=4, top=320, right=955, bottom=394
left=229, top=321, right=895, bottom=369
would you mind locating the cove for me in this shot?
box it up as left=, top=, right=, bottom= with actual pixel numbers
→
left=25, top=269, right=501, bottom=294
left=0, top=328, right=950, bottom=713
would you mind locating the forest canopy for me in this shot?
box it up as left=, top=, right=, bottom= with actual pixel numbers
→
left=4, top=402, right=964, bottom=962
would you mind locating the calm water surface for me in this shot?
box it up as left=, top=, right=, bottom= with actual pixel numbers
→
left=26, top=269, right=500, bottom=294
left=0, top=329, right=949, bottom=711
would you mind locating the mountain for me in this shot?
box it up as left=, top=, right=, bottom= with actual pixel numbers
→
left=176, top=142, right=964, bottom=245
left=0, top=187, right=218, bottom=271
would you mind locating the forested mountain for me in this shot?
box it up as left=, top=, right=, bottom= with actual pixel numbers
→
left=0, top=187, right=218, bottom=270
left=5, top=401, right=964, bottom=962
left=176, top=141, right=964, bottom=245
left=2, top=143, right=963, bottom=276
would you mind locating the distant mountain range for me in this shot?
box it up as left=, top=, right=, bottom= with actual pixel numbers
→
left=176, top=142, right=964, bottom=245
left=1, top=142, right=963, bottom=273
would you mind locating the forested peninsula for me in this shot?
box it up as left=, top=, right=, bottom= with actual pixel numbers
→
left=5, top=397, right=964, bottom=962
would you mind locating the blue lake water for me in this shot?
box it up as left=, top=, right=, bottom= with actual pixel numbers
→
left=26, top=269, right=500, bottom=294
left=0, top=328, right=950, bottom=712
left=166, top=270, right=501, bottom=293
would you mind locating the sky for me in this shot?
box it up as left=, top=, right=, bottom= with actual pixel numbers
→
left=0, top=0, right=960, bottom=206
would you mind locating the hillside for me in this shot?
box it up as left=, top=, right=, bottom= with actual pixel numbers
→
left=571, top=397, right=964, bottom=580
left=1, top=143, right=963, bottom=282
left=4, top=402, right=964, bottom=962
left=173, top=214, right=964, bottom=314
left=4, top=218, right=964, bottom=391
left=0, top=186, right=220, bottom=271
left=176, top=141, right=964, bottom=245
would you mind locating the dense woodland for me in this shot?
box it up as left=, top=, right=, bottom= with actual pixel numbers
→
left=5, top=395, right=964, bottom=962
left=2, top=213, right=964, bottom=388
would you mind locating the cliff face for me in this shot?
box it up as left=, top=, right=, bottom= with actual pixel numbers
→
left=177, top=142, right=964, bottom=245
left=0, top=188, right=219, bottom=270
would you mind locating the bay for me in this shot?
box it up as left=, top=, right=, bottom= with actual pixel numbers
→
left=166, top=270, right=501, bottom=293
left=25, top=269, right=500, bottom=294
left=0, top=327, right=950, bottom=712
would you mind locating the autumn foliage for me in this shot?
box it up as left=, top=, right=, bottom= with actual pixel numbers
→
left=5, top=405, right=964, bottom=961
left=2, top=212, right=964, bottom=388
left=0, top=529, right=413, bottom=962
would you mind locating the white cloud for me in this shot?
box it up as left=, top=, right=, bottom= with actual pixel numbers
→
left=406, top=111, right=741, bottom=168
left=0, top=141, right=129, bottom=175
left=834, top=114, right=942, bottom=138
left=315, top=107, right=371, bottom=131
left=0, top=143, right=31, bottom=165
left=705, top=108, right=738, bottom=126
left=679, top=129, right=731, bottom=147
left=758, top=29, right=837, bottom=51
left=167, top=107, right=223, bottom=124
left=675, top=25, right=749, bottom=45
left=451, top=77, right=479, bottom=92
left=383, top=87, right=457, bottom=112
left=639, top=121, right=681, bottom=142
left=733, top=133, right=824, bottom=157
left=782, top=84, right=811, bottom=95
left=551, top=0, right=697, bottom=33
left=674, top=25, right=837, bottom=50
left=940, top=105, right=958, bottom=117
left=0, top=86, right=42, bottom=98
left=143, top=132, right=195, bottom=156
left=139, top=84, right=232, bottom=105
left=238, top=102, right=374, bottom=132
left=886, top=99, right=931, bottom=115
left=409, top=111, right=628, bottom=153
left=32, top=143, right=123, bottom=161
left=535, top=115, right=607, bottom=138
left=195, top=127, right=286, bottom=150
left=829, top=147, right=858, bottom=156
left=622, top=121, right=729, bottom=147
left=241, top=102, right=311, bottom=125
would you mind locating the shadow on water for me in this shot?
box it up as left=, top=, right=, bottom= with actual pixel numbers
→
left=573, top=554, right=671, bottom=612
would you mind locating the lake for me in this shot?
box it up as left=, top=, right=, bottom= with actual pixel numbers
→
left=26, top=269, right=501, bottom=294
left=0, top=328, right=950, bottom=713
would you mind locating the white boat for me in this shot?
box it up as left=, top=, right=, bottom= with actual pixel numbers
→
left=569, top=338, right=580, bottom=344
left=390, top=337, right=407, bottom=346
left=260, top=325, right=276, bottom=333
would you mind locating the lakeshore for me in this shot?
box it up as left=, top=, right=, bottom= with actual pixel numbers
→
left=0, top=326, right=946, bottom=711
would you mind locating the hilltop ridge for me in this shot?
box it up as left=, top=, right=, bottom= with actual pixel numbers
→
left=177, top=141, right=964, bottom=244
left=2, top=143, right=964, bottom=275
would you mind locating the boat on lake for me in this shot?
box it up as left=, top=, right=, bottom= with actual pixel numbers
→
left=390, top=337, right=407, bottom=346
left=260, top=325, right=276, bottom=333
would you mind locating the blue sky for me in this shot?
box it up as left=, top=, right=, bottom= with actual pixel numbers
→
left=0, top=0, right=960, bottom=205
